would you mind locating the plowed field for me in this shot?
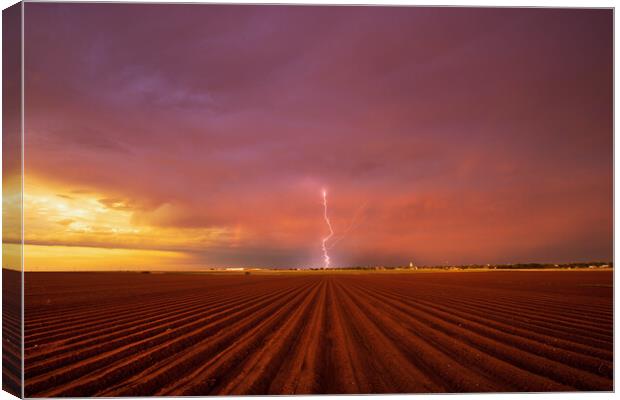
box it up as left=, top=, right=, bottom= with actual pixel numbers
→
left=24, top=270, right=613, bottom=396
left=3, top=269, right=22, bottom=397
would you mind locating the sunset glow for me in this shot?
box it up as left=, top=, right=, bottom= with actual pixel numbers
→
left=17, top=5, right=612, bottom=270
left=21, top=176, right=237, bottom=270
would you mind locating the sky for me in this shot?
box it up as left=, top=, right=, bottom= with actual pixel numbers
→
left=11, top=4, right=613, bottom=270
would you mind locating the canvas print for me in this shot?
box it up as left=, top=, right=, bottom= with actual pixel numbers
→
left=2, top=2, right=613, bottom=398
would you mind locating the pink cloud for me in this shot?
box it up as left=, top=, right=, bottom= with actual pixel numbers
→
left=22, top=4, right=612, bottom=267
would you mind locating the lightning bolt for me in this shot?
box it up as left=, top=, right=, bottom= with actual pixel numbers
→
left=321, top=188, right=334, bottom=268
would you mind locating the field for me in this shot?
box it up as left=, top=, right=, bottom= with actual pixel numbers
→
left=23, top=269, right=612, bottom=396
left=3, top=269, right=22, bottom=397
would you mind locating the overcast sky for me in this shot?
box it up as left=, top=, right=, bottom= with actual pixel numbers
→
left=21, top=4, right=612, bottom=269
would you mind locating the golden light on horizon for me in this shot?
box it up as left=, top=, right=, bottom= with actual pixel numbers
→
left=22, top=244, right=191, bottom=271
left=20, top=176, right=236, bottom=271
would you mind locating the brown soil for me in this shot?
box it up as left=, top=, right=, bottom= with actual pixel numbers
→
left=23, top=270, right=613, bottom=396
left=3, top=269, right=22, bottom=397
